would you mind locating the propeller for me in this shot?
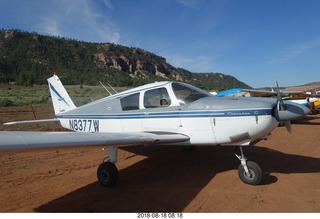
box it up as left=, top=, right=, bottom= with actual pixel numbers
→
left=275, top=81, right=286, bottom=110
left=283, top=120, right=292, bottom=133
left=275, top=81, right=292, bottom=133
left=272, top=81, right=310, bottom=132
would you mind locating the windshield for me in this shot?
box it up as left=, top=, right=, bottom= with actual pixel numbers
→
left=171, top=82, right=211, bottom=105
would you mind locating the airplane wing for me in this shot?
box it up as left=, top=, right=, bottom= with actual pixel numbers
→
left=242, top=89, right=276, bottom=97
left=215, top=88, right=276, bottom=97
left=0, top=131, right=190, bottom=150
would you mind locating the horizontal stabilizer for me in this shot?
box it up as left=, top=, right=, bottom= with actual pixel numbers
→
left=3, top=119, right=59, bottom=126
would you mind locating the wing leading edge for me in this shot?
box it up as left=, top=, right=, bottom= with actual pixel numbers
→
left=0, top=131, right=190, bottom=150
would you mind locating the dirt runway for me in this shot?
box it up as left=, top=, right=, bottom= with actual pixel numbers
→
left=0, top=106, right=319, bottom=212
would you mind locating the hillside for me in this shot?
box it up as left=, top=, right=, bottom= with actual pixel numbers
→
left=0, top=29, right=251, bottom=91
left=283, top=82, right=320, bottom=93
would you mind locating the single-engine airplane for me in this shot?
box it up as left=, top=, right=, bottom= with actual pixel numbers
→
left=0, top=75, right=310, bottom=186
left=282, top=96, right=319, bottom=108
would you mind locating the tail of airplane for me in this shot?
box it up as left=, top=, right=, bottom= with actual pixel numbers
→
left=47, top=74, right=76, bottom=115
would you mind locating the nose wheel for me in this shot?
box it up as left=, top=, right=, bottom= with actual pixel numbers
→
left=235, top=146, right=262, bottom=185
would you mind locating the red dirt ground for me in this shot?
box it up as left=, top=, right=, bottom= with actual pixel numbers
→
left=0, top=105, right=319, bottom=212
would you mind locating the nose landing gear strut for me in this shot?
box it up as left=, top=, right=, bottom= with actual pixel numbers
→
left=234, top=146, right=262, bottom=185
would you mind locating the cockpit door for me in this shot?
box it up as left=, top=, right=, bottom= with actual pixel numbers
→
left=142, top=87, right=181, bottom=131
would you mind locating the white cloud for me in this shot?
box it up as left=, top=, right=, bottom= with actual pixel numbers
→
left=38, top=17, right=62, bottom=37
left=176, top=0, right=201, bottom=9
left=36, top=0, right=120, bottom=43
left=165, top=54, right=217, bottom=73
left=269, top=38, right=320, bottom=63
left=103, top=0, right=113, bottom=10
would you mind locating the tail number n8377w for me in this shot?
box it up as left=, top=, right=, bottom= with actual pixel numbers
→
left=69, top=119, right=100, bottom=132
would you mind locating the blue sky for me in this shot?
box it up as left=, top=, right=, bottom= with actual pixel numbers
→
left=1, top=0, right=320, bottom=88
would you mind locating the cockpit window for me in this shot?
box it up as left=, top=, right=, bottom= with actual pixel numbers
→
left=144, top=88, right=171, bottom=108
left=172, top=82, right=210, bottom=105
left=120, top=93, right=140, bottom=111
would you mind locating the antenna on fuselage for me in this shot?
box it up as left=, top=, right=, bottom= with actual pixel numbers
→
left=108, top=83, right=118, bottom=94
left=99, top=81, right=113, bottom=96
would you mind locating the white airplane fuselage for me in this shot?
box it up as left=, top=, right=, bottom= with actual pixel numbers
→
left=59, top=111, right=278, bottom=146
left=55, top=81, right=282, bottom=147
left=283, top=97, right=319, bottom=108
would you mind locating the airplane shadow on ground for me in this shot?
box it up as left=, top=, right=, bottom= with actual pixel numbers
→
left=35, top=145, right=320, bottom=212
left=293, top=115, right=320, bottom=125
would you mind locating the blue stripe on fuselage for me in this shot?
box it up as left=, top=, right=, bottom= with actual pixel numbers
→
left=55, top=108, right=272, bottom=120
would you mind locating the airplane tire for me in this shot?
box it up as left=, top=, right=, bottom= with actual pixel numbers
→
left=97, top=162, right=119, bottom=187
left=238, top=161, right=262, bottom=185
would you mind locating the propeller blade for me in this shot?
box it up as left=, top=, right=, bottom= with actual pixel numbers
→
left=276, top=81, right=286, bottom=111
left=283, top=121, right=292, bottom=133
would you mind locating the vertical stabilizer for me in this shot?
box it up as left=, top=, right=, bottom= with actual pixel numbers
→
left=47, top=74, right=76, bottom=115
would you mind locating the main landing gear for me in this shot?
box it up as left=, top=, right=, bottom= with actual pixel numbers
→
left=97, top=146, right=119, bottom=187
left=96, top=145, right=263, bottom=187
left=234, top=146, right=262, bottom=185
